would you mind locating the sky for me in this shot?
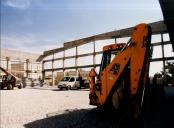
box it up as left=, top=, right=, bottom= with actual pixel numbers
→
left=1, top=0, right=173, bottom=76
left=1, top=0, right=163, bottom=53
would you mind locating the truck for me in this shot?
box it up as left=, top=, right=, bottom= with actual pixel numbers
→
left=57, top=76, right=89, bottom=90
left=57, top=76, right=78, bottom=90
left=0, top=67, right=23, bottom=90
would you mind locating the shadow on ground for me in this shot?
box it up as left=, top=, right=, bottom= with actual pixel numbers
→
left=24, top=108, right=134, bottom=128
left=52, top=88, right=89, bottom=91
left=25, top=86, right=89, bottom=92
left=24, top=85, right=174, bottom=128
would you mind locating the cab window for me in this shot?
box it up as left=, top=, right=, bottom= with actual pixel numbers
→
left=76, top=77, right=79, bottom=81
left=61, top=77, right=70, bottom=81
left=99, top=50, right=119, bottom=76
left=69, top=77, right=75, bottom=82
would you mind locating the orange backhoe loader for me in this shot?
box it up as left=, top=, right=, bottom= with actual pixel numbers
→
left=88, top=0, right=174, bottom=118
left=89, top=23, right=152, bottom=118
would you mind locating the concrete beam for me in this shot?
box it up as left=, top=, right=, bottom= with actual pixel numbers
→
left=43, top=47, right=64, bottom=58
left=63, top=21, right=167, bottom=48
left=37, top=20, right=168, bottom=61
left=44, top=64, right=101, bottom=72
left=43, top=56, right=174, bottom=72
left=36, top=55, right=45, bottom=62
left=42, top=40, right=170, bottom=63
left=150, top=57, right=174, bottom=62
left=43, top=51, right=103, bottom=63
left=151, top=41, right=171, bottom=46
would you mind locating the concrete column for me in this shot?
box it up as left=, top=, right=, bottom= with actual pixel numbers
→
left=63, top=50, right=65, bottom=72
left=75, top=46, right=78, bottom=71
left=115, top=37, right=117, bottom=44
left=6, top=57, right=10, bottom=71
left=161, top=34, right=167, bottom=85
left=42, top=61, right=45, bottom=80
left=93, top=41, right=96, bottom=68
left=52, top=53, right=55, bottom=86
left=161, top=34, right=165, bottom=74
left=26, top=59, right=29, bottom=78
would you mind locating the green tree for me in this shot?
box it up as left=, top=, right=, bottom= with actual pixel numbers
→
left=165, top=62, right=174, bottom=78
left=165, top=61, right=174, bottom=85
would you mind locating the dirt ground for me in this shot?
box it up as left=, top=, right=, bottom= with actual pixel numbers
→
left=1, top=85, right=174, bottom=128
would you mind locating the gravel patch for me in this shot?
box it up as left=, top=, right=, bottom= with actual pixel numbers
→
left=0, top=87, right=95, bottom=128
left=1, top=86, right=174, bottom=128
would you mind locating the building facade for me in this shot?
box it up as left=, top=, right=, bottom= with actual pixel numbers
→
left=0, top=49, right=42, bottom=79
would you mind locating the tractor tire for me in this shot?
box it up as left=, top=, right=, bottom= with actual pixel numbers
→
left=112, top=83, right=124, bottom=110
left=74, top=85, right=78, bottom=90
left=67, top=85, right=71, bottom=90
left=0, top=85, right=4, bottom=90
left=18, top=83, right=23, bottom=89
left=7, top=83, right=13, bottom=90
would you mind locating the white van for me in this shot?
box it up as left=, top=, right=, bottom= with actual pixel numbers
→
left=57, top=76, right=80, bottom=90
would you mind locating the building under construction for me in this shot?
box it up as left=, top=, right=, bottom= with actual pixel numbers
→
left=37, top=20, right=174, bottom=86
left=0, top=49, right=42, bottom=79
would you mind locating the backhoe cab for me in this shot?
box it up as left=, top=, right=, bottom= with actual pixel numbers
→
left=89, top=23, right=152, bottom=117
left=89, top=43, right=126, bottom=106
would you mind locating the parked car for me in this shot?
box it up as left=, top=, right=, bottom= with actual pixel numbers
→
left=57, top=77, right=70, bottom=90
left=67, top=77, right=81, bottom=89
left=57, top=76, right=81, bottom=90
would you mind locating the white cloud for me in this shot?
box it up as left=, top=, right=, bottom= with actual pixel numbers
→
left=1, top=35, right=61, bottom=54
left=4, top=0, right=31, bottom=9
